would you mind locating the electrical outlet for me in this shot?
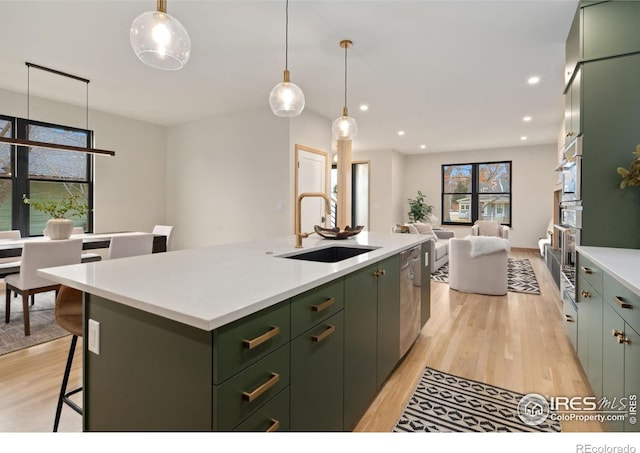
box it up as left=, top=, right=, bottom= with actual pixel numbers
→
left=88, top=319, right=100, bottom=355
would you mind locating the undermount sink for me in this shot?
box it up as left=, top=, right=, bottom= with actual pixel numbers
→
left=278, top=245, right=379, bottom=263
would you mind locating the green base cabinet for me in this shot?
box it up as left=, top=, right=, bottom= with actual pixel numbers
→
left=344, top=262, right=379, bottom=431
left=377, top=254, right=400, bottom=388
left=344, top=255, right=401, bottom=430
left=290, top=311, right=344, bottom=431
left=602, top=301, right=625, bottom=432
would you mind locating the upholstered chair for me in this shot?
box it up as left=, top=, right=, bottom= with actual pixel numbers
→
left=471, top=220, right=510, bottom=240
left=448, top=237, right=508, bottom=296
left=107, top=233, right=154, bottom=259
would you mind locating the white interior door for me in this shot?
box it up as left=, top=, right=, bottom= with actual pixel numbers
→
left=295, top=146, right=328, bottom=234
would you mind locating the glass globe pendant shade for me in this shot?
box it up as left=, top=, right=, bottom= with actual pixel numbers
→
left=130, top=10, right=191, bottom=71
left=269, top=70, right=305, bottom=117
left=332, top=109, right=358, bottom=139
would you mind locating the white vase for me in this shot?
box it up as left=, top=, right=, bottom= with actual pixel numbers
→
left=44, top=218, right=74, bottom=240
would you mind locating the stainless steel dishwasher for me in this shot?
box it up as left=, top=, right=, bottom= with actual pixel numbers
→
left=399, top=245, right=422, bottom=358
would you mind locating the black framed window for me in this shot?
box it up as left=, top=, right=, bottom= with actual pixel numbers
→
left=0, top=115, right=93, bottom=236
left=442, top=161, right=511, bottom=226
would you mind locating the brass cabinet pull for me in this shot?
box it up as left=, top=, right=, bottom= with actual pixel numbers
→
left=242, top=372, right=280, bottom=403
left=373, top=269, right=386, bottom=278
left=612, top=296, right=633, bottom=310
left=581, top=290, right=591, bottom=298
left=580, top=266, right=593, bottom=275
left=612, top=329, right=624, bottom=337
left=618, top=336, right=631, bottom=345
left=242, top=326, right=280, bottom=350
left=565, top=314, right=574, bottom=322
left=311, top=297, right=335, bottom=313
left=266, top=418, right=280, bottom=432
left=311, top=325, right=336, bottom=343
left=379, top=269, right=386, bottom=276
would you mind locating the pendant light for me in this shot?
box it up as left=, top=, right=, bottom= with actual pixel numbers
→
left=0, top=62, right=116, bottom=156
left=130, top=0, right=191, bottom=71
left=269, top=0, right=305, bottom=117
left=332, top=40, right=358, bottom=139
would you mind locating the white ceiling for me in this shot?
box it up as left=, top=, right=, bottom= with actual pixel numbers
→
left=0, top=0, right=578, bottom=154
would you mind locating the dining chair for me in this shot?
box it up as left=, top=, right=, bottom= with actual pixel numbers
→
left=107, top=233, right=154, bottom=259
left=71, top=226, right=103, bottom=263
left=152, top=225, right=174, bottom=251
left=0, top=230, right=23, bottom=275
left=53, top=285, right=83, bottom=432
left=4, top=238, right=82, bottom=336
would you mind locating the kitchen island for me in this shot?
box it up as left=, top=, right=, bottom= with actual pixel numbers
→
left=38, top=232, right=431, bottom=432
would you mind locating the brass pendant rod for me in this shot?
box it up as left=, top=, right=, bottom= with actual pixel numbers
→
left=157, top=0, right=167, bottom=13
left=0, top=137, right=116, bottom=156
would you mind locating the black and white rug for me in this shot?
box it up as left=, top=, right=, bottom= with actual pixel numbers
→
left=431, top=258, right=541, bottom=295
left=393, top=367, right=561, bottom=433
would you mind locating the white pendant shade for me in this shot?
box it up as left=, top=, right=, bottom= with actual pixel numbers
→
left=332, top=115, right=358, bottom=139
left=269, top=79, right=305, bottom=117
left=130, top=10, right=191, bottom=71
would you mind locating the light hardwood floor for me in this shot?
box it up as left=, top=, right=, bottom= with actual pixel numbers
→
left=0, top=249, right=602, bottom=432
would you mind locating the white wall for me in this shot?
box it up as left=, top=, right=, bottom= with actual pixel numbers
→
left=166, top=107, right=291, bottom=250
left=403, top=144, right=558, bottom=248
left=351, top=149, right=405, bottom=232
left=0, top=87, right=166, bottom=235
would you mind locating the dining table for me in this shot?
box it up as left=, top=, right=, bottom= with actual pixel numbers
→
left=0, top=232, right=167, bottom=278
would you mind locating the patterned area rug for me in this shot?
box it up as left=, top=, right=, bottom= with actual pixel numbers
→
left=431, top=258, right=541, bottom=295
left=393, top=367, right=561, bottom=432
left=0, top=291, right=69, bottom=356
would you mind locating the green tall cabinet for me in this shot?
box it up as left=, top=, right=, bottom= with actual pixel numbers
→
left=566, top=1, right=640, bottom=249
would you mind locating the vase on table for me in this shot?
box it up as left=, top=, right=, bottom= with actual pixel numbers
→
left=44, top=218, right=74, bottom=240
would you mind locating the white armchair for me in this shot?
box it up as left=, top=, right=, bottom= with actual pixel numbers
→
left=449, top=237, right=508, bottom=296
left=471, top=220, right=509, bottom=239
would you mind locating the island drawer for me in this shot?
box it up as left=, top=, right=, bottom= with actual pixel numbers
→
left=291, top=278, right=344, bottom=339
left=213, top=300, right=290, bottom=384
left=213, top=343, right=290, bottom=431
left=604, top=273, right=640, bottom=333
left=233, top=387, right=290, bottom=432
left=577, top=254, right=603, bottom=295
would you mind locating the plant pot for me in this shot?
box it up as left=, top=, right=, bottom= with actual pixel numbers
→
left=44, top=218, right=74, bottom=240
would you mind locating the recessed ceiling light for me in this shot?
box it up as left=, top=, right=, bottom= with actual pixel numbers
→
left=359, top=104, right=369, bottom=111
left=420, top=144, right=426, bottom=149
left=523, top=116, right=532, bottom=122
left=521, top=136, right=528, bottom=141
left=398, top=131, right=405, bottom=136
left=527, top=76, right=540, bottom=85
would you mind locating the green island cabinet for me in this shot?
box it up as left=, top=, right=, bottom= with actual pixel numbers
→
left=83, top=249, right=427, bottom=432
left=575, top=251, right=640, bottom=432
left=343, top=254, right=400, bottom=431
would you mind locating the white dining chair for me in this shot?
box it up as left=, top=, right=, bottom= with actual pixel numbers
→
left=107, top=233, right=154, bottom=259
left=0, top=230, right=23, bottom=291
left=4, top=238, right=82, bottom=336
left=71, top=226, right=103, bottom=263
left=152, top=225, right=174, bottom=251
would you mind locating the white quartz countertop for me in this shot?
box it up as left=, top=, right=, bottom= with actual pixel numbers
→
left=38, top=232, right=429, bottom=331
left=576, top=246, right=640, bottom=295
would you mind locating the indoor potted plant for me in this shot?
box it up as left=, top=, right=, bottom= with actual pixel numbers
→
left=22, top=193, right=88, bottom=240
left=616, top=145, right=640, bottom=189
left=407, top=190, right=434, bottom=223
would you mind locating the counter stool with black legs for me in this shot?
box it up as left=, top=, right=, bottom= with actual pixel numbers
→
left=53, top=285, right=83, bottom=432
